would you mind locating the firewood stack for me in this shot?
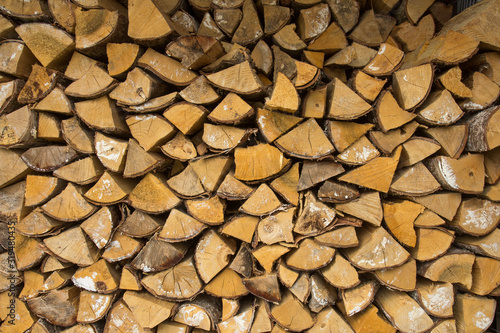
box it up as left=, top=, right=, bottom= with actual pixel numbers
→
left=1, top=0, right=500, bottom=331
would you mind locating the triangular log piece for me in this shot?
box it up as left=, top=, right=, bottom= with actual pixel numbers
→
left=234, top=143, right=290, bottom=183
left=269, top=162, right=299, bottom=206
left=369, top=121, right=419, bottom=155
left=84, top=171, right=137, bottom=205
left=137, top=48, right=197, bottom=86
left=41, top=183, right=96, bottom=222
left=220, top=214, right=259, bottom=243
left=80, top=206, right=119, bottom=249
left=320, top=252, right=359, bottom=289
left=465, top=105, right=500, bottom=152
left=65, top=65, right=117, bottom=99
left=128, top=172, right=181, bottom=214
left=205, top=268, right=248, bottom=299
left=349, top=10, right=396, bottom=47
left=75, top=96, right=129, bottom=135
left=53, top=156, right=104, bottom=185
left=363, top=43, right=404, bottom=76
left=294, top=191, right=336, bottom=236
left=94, top=132, right=128, bottom=173
left=122, top=290, right=177, bottom=329
left=17, top=64, right=59, bottom=105
left=141, top=254, right=203, bottom=301
left=208, top=92, right=254, bottom=125
left=383, top=200, right=424, bottom=247
left=106, top=42, right=141, bottom=78
left=298, top=161, right=345, bottom=191
left=101, top=231, right=144, bottom=263
left=336, top=135, right=380, bottom=166
left=286, top=238, right=335, bottom=271
left=258, top=208, right=295, bottom=245
left=326, top=78, right=371, bottom=120
left=455, top=228, right=500, bottom=260
left=448, top=198, right=500, bottom=236
left=27, top=287, right=80, bottom=327
left=206, top=61, right=264, bottom=96
left=131, top=233, right=188, bottom=273
left=269, top=291, right=314, bottom=332
left=373, top=257, right=416, bottom=291
left=344, top=225, right=410, bottom=271
left=409, top=227, right=454, bottom=261
left=341, top=280, right=377, bottom=316
left=392, top=63, right=433, bottom=110
left=72, top=259, right=120, bottom=293
left=43, top=226, right=99, bottom=266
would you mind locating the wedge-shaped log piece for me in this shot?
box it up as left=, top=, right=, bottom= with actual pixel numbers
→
left=468, top=257, right=500, bottom=296
left=337, top=135, right=380, bottom=166
left=124, top=92, right=178, bottom=113
left=319, top=181, right=360, bottom=204
left=64, top=51, right=101, bottom=80
left=195, top=230, right=236, bottom=283
left=417, top=89, right=464, bottom=125
left=252, top=244, right=290, bottom=273
left=339, top=146, right=401, bottom=193
left=374, top=257, right=416, bottom=291
left=309, top=274, right=337, bottom=313
left=131, top=234, right=188, bottom=273
left=206, top=61, right=264, bottom=96
left=383, top=200, right=424, bottom=247
left=410, top=191, right=461, bottom=221
left=308, top=306, right=354, bottom=333
left=335, top=191, right=383, bottom=226
left=119, top=210, right=162, bottom=238
left=0, top=80, right=23, bottom=116
left=0, top=181, right=31, bottom=224
left=43, top=227, right=99, bottom=266
left=27, top=287, right=80, bottom=327
left=286, top=239, right=335, bottom=271
left=270, top=291, right=314, bottom=332
left=80, top=206, right=118, bottom=249
left=123, top=139, right=164, bottom=178
left=180, top=76, right=221, bottom=105
left=410, top=227, right=454, bottom=262
left=326, top=120, right=373, bottom=153
left=190, top=155, right=233, bottom=193
left=128, top=0, right=172, bottom=45
left=0, top=149, right=30, bottom=190
left=54, top=156, right=104, bottom=185
left=75, top=7, right=125, bottom=56
left=326, top=78, right=371, bottom=120
left=161, top=132, right=197, bottom=162
left=363, top=43, right=404, bottom=76
left=101, top=231, right=143, bottom=263
left=289, top=272, right=310, bottom=303
left=202, top=124, right=254, bottom=152
left=0, top=40, right=37, bottom=79
left=122, top=290, right=176, bottom=329
left=72, top=259, right=119, bottom=293
left=400, top=137, right=441, bottom=168
left=41, top=183, right=96, bottom=222
left=321, top=252, right=359, bottom=289
left=415, top=279, right=454, bottom=318
left=265, top=72, right=299, bottom=113
left=163, top=102, right=207, bottom=135
left=465, top=73, right=500, bottom=112
left=263, top=5, right=290, bottom=36
left=315, top=226, right=358, bottom=248
left=298, top=161, right=344, bottom=191
left=257, top=208, right=294, bottom=244
left=230, top=243, right=253, bottom=278
left=214, top=8, right=242, bottom=36
left=221, top=298, right=240, bottom=322
left=390, top=163, right=441, bottom=197
left=218, top=301, right=254, bottom=333
left=198, top=12, right=225, bottom=40
left=393, top=63, right=433, bottom=110
left=256, top=108, right=302, bottom=144
left=65, top=65, right=117, bottom=99
left=77, top=290, right=113, bottom=323
left=126, top=115, right=175, bottom=152
left=370, top=121, right=419, bottom=155
left=205, top=268, right=248, bottom=299
left=209, top=92, right=254, bottom=125
left=172, top=295, right=221, bottom=331
left=16, top=23, right=74, bottom=71
left=106, top=43, right=140, bottom=77
left=466, top=51, right=500, bottom=86
left=231, top=0, right=262, bottom=45
left=0, top=106, right=37, bottom=148
left=61, top=117, right=95, bottom=154
left=158, top=209, right=206, bottom=242
left=128, top=173, right=181, bottom=214
left=17, top=65, right=59, bottom=104
left=119, top=265, right=142, bottom=292
left=138, top=48, right=197, bottom=86
left=110, top=68, right=162, bottom=106
left=75, top=96, right=128, bottom=135
left=275, top=118, right=334, bottom=159
left=169, top=37, right=223, bottom=73
left=294, top=191, right=335, bottom=236
left=341, top=280, right=378, bottom=316
left=454, top=293, right=496, bottom=333
left=340, top=303, right=396, bottom=333
left=21, top=145, right=78, bottom=173
left=345, top=225, right=410, bottom=271
left=376, top=287, right=433, bottom=333
left=349, top=10, right=395, bottom=47
left=220, top=215, right=258, bottom=246
left=234, top=143, right=290, bottom=182
left=438, top=66, right=472, bottom=99
left=37, top=112, right=63, bottom=142
left=217, top=172, right=254, bottom=201
left=167, top=165, right=206, bottom=198
left=104, top=300, right=145, bottom=333
left=16, top=210, right=63, bottom=237
left=15, top=232, right=46, bottom=270
left=307, top=22, right=347, bottom=53
left=427, top=154, right=484, bottom=194
left=449, top=198, right=500, bottom=236
left=418, top=249, right=475, bottom=289
left=352, top=71, right=386, bottom=103
left=267, top=162, right=298, bottom=205
left=414, top=209, right=446, bottom=228
left=301, top=85, right=327, bottom=118
left=273, top=24, right=306, bottom=53
left=376, top=91, right=416, bottom=132
left=142, top=254, right=203, bottom=301
left=94, top=132, right=128, bottom=173
left=455, top=229, right=500, bottom=260
left=296, top=3, right=330, bottom=42
left=393, top=14, right=435, bottom=52
left=465, top=105, right=500, bottom=152
left=84, top=171, right=136, bottom=205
